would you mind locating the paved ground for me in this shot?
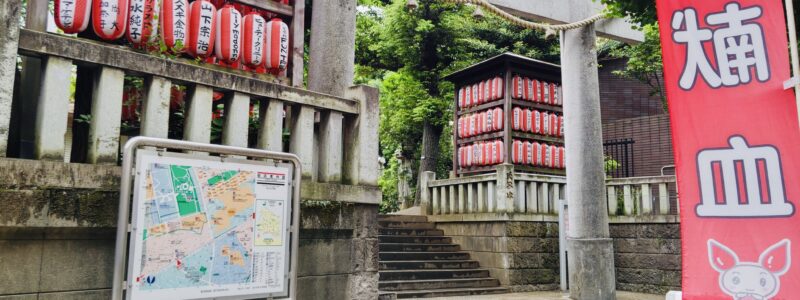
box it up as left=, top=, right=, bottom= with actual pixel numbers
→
left=427, top=291, right=663, bottom=300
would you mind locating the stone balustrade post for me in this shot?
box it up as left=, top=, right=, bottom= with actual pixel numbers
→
left=343, top=85, right=380, bottom=186
left=0, top=0, right=21, bottom=156
left=258, top=99, right=284, bottom=152
left=87, top=67, right=124, bottom=164
left=495, top=164, right=515, bottom=213
left=140, top=76, right=172, bottom=138
left=419, top=171, right=436, bottom=215
left=289, top=105, right=316, bottom=180
left=33, top=56, right=72, bottom=161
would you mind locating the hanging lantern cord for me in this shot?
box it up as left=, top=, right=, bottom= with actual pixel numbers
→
left=444, top=0, right=606, bottom=32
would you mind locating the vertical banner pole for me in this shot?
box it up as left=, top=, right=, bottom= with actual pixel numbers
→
left=786, top=0, right=800, bottom=129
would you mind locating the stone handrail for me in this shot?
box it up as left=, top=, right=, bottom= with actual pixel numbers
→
left=0, top=0, right=380, bottom=198
left=421, top=165, right=677, bottom=216
left=606, top=175, right=677, bottom=216
left=421, top=164, right=567, bottom=215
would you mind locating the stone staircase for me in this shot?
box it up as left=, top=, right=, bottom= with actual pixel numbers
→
left=377, top=215, right=509, bottom=299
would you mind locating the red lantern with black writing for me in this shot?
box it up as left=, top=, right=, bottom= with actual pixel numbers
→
left=55, top=0, right=91, bottom=34
left=126, top=0, right=159, bottom=47
left=493, top=140, right=504, bottom=165
left=492, top=108, right=503, bottom=132
left=186, top=0, right=216, bottom=58
left=491, top=76, right=503, bottom=100
left=458, top=87, right=466, bottom=108
left=512, top=107, right=521, bottom=131
left=215, top=6, right=242, bottom=63
left=92, top=0, right=129, bottom=40
left=550, top=113, right=559, bottom=136
left=161, top=0, right=189, bottom=52
left=265, top=18, right=289, bottom=70
left=513, top=75, right=524, bottom=99
left=242, top=14, right=266, bottom=67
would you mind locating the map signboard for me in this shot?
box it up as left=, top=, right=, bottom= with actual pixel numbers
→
left=125, top=150, right=293, bottom=300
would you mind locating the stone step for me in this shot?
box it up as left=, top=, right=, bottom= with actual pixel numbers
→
left=389, top=287, right=510, bottom=298
left=379, top=269, right=491, bottom=281
left=380, top=251, right=470, bottom=261
left=379, top=228, right=444, bottom=237
left=379, top=243, right=461, bottom=252
left=378, top=215, right=428, bottom=223
left=378, top=221, right=437, bottom=229
left=378, top=235, right=453, bottom=244
left=379, top=260, right=481, bottom=270
left=378, top=278, right=501, bottom=291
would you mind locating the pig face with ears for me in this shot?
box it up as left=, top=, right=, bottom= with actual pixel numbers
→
left=708, top=239, right=791, bottom=300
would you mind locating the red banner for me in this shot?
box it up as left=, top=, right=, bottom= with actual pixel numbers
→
left=656, top=0, right=800, bottom=298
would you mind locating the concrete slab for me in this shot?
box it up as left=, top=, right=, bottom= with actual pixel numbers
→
left=426, top=291, right=663, bottom=300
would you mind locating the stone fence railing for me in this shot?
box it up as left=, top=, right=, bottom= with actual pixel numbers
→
left=421, top=164, right=677, bottom=217
left=0, top=0, right=380, bottom=194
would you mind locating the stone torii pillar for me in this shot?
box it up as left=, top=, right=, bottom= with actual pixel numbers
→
left=486, top=1, right=643, bottom=299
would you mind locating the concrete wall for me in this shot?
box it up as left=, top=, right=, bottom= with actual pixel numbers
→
left=0, top=158, right=378, bottom=299
left=435, top=221, right=561, bottom=292
left=610, top=221, right=681, bottom=294
left=433, top=217, right=681, bottom=295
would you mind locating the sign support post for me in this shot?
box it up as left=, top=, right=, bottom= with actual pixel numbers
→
left=111, top=137, right=301, bottom=300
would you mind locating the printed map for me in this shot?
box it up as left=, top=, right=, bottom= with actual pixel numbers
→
left=135, top=163, right=266, bottom=290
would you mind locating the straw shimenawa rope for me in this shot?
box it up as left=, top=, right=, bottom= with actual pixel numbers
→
left=444, top=0, right=606, bottom=32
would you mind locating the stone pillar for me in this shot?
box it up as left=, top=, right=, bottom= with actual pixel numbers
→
left=343, top=86, right=380, bottom=186
left=184, top=85, right=213, bottom=144
left=0, top=0, right=21, bottom=156
left=495, top=164, right=515, bottom=213
left=308, top=0, right=356, bottom=96
left=221, top=92, right=250, bottom=148
left=33, top=56, right=72, bottom=161
left=419, top=171, right=436, bottom=215
left=17, top=0, right=49, bottom=158
left=290, top=105, right=316, bottom=180
left=318, top=111, right=343, bottom=182
left=258, top=99, right=284, bottom=151
left=140, top=76, right=172, bottom=138
left=87, top=67, right=124, bottom=164
left=562, top=24, right=616, bottom=299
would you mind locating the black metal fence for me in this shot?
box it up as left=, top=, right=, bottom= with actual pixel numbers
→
left=604, top=138, right=635, bottom=178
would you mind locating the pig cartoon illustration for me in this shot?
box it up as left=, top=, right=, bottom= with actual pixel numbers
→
left=707, top=239, right=791, bottom=300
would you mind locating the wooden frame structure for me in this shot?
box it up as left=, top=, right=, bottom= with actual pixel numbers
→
left=445, top=53, right=565, bottom=176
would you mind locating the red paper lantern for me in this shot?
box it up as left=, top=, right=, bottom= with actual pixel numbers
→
left=92, top=0, right=129, bottom=40
left=483, top=79, right=492, bottom=103
left=126, top=0, right=159, bottom=47
left=559, top=116, right=564, bottom=137
left=161, top=0, right=189, bottom=52
left=478, top=81, right=485, bottom=104
left=465, top=145, right=472, bottom=167
left=553, top=145, right=562, bottom=169
left=493, top=140, right=504, bottom=165
left=513, top=75, right=523, bottom=99
left=215, top=6, right=242, bottom=63
left=242, top=14, right=266, bottom=67
left=526, top=78, right=536, bottom=101
left=492, top=77, right=504, bottom=100
left=541, top=111, right=550, bottom=136
left=525, top=141, right=534, bottom=165
left=458, top=87, right=466, bottom=108
left=492, top=108, right=503, bottom=132
left=55, top=0, right=91, bottom=34
left=519, top=109, right=530, bottom=132
left=550, top=113, right=559, bottom=136
left=532, top=79, right=541, bottom=102
left=512, top=140, right=523, bottom=164
left=560, top=146, right=566, bottom=169
left=476, top=112, right=484, bottom=135
left=186, top=0, right=216, bottom=58
left=265, top=18, right=289, bottom=70
left=554, top=84, right=562, bottom=106
left=512, top=107, right=521, bottom=131
left=532, top=142, right=542, bottom=166
left=458, top=147, right=465, bottom=168
left=471, top=83, right=480, bottom=106
left=533, top=110, right=541, bottom=134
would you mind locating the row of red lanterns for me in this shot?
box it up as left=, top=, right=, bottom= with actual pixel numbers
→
left=511, top=75, right=562, bottom=106
left=512, top=107, right=563, bottom=137
left=457, top=140, right=505, bottom=168
left=457, top=108, right=503, bottom=138
left=457, top=77, right=504, bottom=109
left=511, top=140, right=565, bottom=169
left=55, top=0, right=289, bottom=70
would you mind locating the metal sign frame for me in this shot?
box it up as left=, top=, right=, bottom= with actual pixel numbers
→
left=111, top=137, right=301, bottom=300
